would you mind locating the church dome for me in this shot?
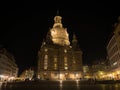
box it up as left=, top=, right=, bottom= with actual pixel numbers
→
left=50, top=15, right=70, bottom=46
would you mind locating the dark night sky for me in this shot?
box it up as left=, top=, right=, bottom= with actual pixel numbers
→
left=0, top=1, right=120, bottom=75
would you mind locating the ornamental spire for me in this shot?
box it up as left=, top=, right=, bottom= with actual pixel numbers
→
left=72, top=33, right=79, bottom=50
left=72, top=33, right=77, bottom=43
left=56, top=10, right=59, bottom=16
left=53, top=10, right=62, bottom=28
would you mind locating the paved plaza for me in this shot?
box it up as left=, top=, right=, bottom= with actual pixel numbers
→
left=1, top=80, right=120, bottom=90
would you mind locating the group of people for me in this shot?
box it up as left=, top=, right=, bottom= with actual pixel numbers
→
left=88, top=78, right=96, bottom=85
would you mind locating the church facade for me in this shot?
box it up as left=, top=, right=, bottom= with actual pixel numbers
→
left=37, top=14, right=83, bottom=80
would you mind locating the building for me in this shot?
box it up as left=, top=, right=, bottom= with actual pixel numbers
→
left=0, top=48, right=18, bottom=82
left=83, top=65, right=92, bottom=79
left=90, top=59, right=110, bottom=80
left=107, top=16, right=120, bottom=80
left=19, top=68, right=34, bottom=80
left=37, top=14, right=83, bottom=80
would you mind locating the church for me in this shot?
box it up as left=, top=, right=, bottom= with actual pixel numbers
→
left=37, top=14, right=83, bottom=80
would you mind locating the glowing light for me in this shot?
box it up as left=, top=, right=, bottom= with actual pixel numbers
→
left=44, top=48, right=48, bottom=52
left=59, top=80, right=63, bottom=90
left=64, top=49, right=67, bottom=53
left=0, top=75, right=5, bottom=78
left=9, top=77, right=15, bottom=79
left=64, top=67, right=68, bottom=70
left=76, top=79, right=79, bottom=89
left=0, top=75, right=8, bottom=78
left=60, top=74, right=63, bottom=80
left=117, top=71, right=120, bottom=74
left=76, top=74, right=78, bottom=77
left=113, top=62, right=117, bottom=65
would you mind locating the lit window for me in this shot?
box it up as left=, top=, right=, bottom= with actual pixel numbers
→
left=44, top=55, right=48, bottom=70
left=113, top=62, right=117, bottom=66
left=54, top=57, right=57, bottom=62
left=65, top=67, right=68, bottom=70
left=64, top=56, right=68, bottom=70
left=64, top=57, right=67, bottom=62
left=43, top=42, right=46, bottom=45
left=64, top=63, right=68, bottom=66
left=54, top=64, right=57, bottom=70
left=44, top=48, right=48, bottom=52
left=64, top=49, right=67, bottom=53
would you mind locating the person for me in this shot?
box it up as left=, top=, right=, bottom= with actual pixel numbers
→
left=88, top=78, right=96, bottom=85
left=1, top=80, right=7, bottom=89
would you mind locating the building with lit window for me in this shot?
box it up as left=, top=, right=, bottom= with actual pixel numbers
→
left=0, top=48, right=18, bottom=81
left=107, top=16, right=120, bottom=80
left=37, top=14, right=83, bottom=80
left=19, top=68, right=34, bottom=80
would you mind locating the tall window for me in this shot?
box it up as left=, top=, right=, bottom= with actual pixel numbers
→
left=44, top=55, right=48, bottom=70
left=64, top=49, right=67, bottom=53
left=54, top=57, right=57, bottom=70
left=64, top=57, right=68, bottom=70
left=54, top=64, right=57, bottom=70
left=54, top=57, right=57, bottom=63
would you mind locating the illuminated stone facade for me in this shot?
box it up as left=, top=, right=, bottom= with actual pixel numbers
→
left=107, top=16, right=120, bottom=79
left=0, top=48, right=18, bottom=81
left=19, top=68, right=34, bottom=80
left=37, top=15, right=83, bottom=80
